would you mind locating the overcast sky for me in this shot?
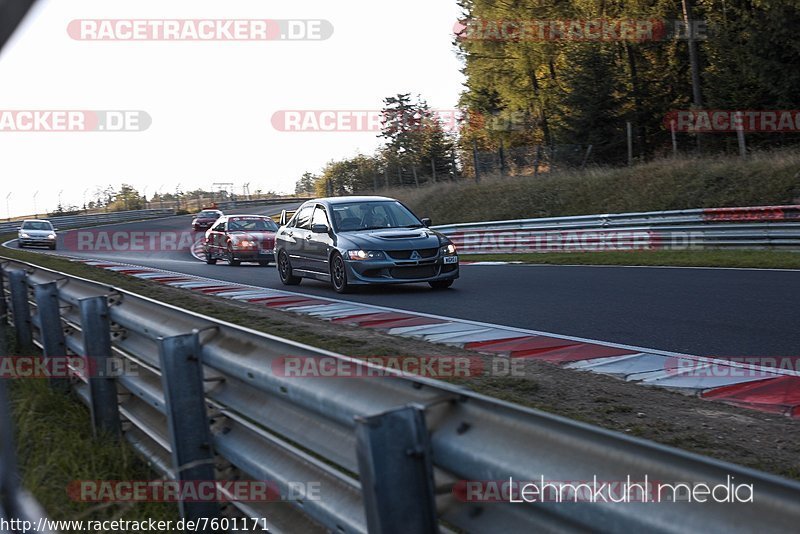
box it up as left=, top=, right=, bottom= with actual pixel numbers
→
left=0, top=0, right=465, bottom=218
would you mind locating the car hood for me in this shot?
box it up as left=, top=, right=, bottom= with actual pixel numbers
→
left=193, top=218, right=217, bottom=223
left=228, top=231, right=275, bottom=240
left=20, top=229, right=53, bottom=237
left=339, top=228, right=443, bottom=250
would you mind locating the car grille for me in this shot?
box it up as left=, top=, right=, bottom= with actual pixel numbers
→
left=389, top=265, right=438, bottom=280
left=385, top=248, right=438, bottom=260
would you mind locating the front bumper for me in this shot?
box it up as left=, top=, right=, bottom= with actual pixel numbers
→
left=344, top=255, right=459, bottom=285
left=19, top=237, right=55, bottom=247
left=231, top=249, right=275, bottom=262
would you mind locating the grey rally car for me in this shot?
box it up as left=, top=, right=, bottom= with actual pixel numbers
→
left=274, top=196, right=458, bottom=293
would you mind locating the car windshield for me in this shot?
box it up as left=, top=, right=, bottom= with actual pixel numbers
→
left=227, top=217, right=278, bottom=232
left=198, top=211, right=220, bottom=218
left=330, top=201, right=422, bottom=231
left=21, top=221, right=52, bottom=231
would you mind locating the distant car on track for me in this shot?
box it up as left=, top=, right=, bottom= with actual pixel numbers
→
left=203, top=214, right=278, bottom=266
left=274, top=196, right=458, bottom=293
left=192, top=209, right=223, bottom=232
left=17, top=219, right=57, bottom=250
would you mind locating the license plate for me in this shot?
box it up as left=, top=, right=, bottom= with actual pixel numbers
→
left=443, top=256, right=458, bottom=264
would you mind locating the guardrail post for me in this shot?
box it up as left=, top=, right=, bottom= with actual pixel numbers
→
left=7, top=270, right=32, bottom=353
left=34, top=282, right=70, bottom=393
left=158, top=332, right=219, bottom=523
left=0, top=376, right=21, bottom=516
left=0, top=305, right=20, bottom=507
left=355, top=405, right=438, bottom=534
left=0, top=266, right=8, bottom=323
left=79, top=296, right=121, bottom=438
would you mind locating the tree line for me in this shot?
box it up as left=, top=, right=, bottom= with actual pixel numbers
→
left=297, top=0, right=800, bottom=195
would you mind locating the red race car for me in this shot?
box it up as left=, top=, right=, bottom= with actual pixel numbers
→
left=192, top=209, right=223, bottom=232
left=203, top=214, right=279, bottom=266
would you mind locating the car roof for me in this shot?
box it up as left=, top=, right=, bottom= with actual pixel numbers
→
left=309, top=196, right=397, bottom=206
left=223, top=214, right=271, bottom=218
left=22, top=219, right=52, bottom=224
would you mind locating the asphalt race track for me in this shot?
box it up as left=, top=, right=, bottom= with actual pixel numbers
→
left=6, top=203, right=799, bottom=357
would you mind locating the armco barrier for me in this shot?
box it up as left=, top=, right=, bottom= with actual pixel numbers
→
left=213, top=197, right=311, bottom=211
left=0, top=208, right=176, bottom=236
left=432, top=205, right=800, bottom=253
left=2, top=258, right=800, bottom=532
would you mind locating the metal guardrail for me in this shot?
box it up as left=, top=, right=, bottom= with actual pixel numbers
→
left=213, top=198, right=311, bottom=212
left=2, top=258, right=800, bottom=532
left=432, top=205, right=800, bottom=253
left=0, top=209, right=176, bottom=236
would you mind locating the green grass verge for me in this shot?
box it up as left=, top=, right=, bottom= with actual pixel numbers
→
left=461, top=250, right=800, bottom=269
left=1, top=329, right=177, bottom=531
left=393, top=149, right=800, bottom=225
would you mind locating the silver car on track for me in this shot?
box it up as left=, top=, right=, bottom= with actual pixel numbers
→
left=17, top=219, right=57, bottom=250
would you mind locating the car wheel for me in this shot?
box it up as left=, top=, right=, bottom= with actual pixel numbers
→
left=330, top=253, right=352, bottom=294
left=429, top=280, right=454, bottom=290
left=17, top=241, right=23, bottom=248
left=205, top=248, right=217, bottom=265
left=226, top=244, right=240, bottom=266
left=50, top=244, right=57, bottom=250
left=277, top=250, right=301, bottom=285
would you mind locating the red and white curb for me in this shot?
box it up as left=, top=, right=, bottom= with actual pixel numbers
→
left=73, top=258, right=800, bottom=419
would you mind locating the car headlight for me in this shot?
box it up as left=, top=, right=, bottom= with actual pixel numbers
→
left=347, top=250, right=384, bottom=260
left=20, top=232, right=29, bottom=238
left=440, top=243, right=457, bottom=255
left=47, top=234, right=56, bottom=239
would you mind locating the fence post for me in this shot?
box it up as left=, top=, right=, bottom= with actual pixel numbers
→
left=158, top=332, right=219, bottom=523
left=499, top=139, right=506, bottom=176
left=581, top=145, right=593, bottom=169
left=79, top=296, right=121, bottom=438
left=412, top=166, right=420, bottom=188
left=472, top=140, right=480, bottom=183
left=735, top=111, right=747, bottom=158
left=355, top=405, right=438, bottom=534
left=671, top=120, right=678, bottom=156
left=7, top=270, right=32, bottom=353
left=33, top=282, right=70, bottom=393
left=627, top=121, right=634, bottom=165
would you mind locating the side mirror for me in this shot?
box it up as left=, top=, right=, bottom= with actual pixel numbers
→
left=53, top=227, right=59, bottom=231
left=311, top=223, right=329, bottom=234
left=421, top=217, right=432, bottom=227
